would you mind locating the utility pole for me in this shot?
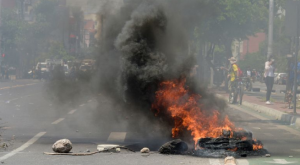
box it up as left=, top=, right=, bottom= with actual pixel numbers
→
left=294, top=2, right=300, bottom=114
left=20, top=0, right=24, bottom=20
left=0, top=0, right=2, bottom=65
left=267, top=0, right=274, bottom=59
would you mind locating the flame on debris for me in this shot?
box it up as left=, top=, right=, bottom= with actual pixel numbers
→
left=228, top=147, right=238, bottom=152
left=152, top=78, right=235, bottom=142
left=253, top=139, right=263, bottom=150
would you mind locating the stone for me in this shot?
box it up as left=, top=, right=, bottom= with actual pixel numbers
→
left=116, top=148, right=121, bottom=153
left=224, top=156, right=236, bottom=165
left=140, top=147, right=150, bottom=153
left=52, top=139, right=72, bottom=153
left=86, top=149, right=90, bottom=152
left=265, top=154, right=271, bottom=157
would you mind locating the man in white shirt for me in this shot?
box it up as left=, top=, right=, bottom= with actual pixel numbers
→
left=246, top=68, right=252, bottom=91
left=264, top=57, right=275, bottom=105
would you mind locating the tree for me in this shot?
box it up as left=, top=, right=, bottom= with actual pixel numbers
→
left=44, top=41, right=74, bottom=61
left=1, top=9, right=25, bottom=66
left=239, top=51, right=265, bottom=72
left=195, top=0, right=269, bottom=60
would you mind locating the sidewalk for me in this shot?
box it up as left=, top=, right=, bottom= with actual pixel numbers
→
left=215, top=89, right=300, bottom=128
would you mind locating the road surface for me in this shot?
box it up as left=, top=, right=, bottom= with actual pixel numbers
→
left=0, top=80, right=299, bottom=164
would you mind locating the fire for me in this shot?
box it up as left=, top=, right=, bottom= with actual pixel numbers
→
left=152, top=78, right=235, bottom=142
left=228, top=147, right=238, bottom=152
left=253, top=139, right=263, bottom=150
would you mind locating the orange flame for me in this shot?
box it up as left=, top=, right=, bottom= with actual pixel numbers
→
left=253, top=139, right=263, bottom=150
left=228, top=147, right=238, bottom=152
left=152, top=78, right=235, bottom=142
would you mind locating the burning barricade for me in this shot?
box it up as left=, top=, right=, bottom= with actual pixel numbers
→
left=153, top=78, right=267, bottom=157
left=193, top=130, right=266, bottom=157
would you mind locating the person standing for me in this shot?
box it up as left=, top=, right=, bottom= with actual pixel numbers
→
left=251, top=69, right=257, bottom=83
left=264, top=57, right=275, bottom=104
left=222, top=57, right=240, bottom=103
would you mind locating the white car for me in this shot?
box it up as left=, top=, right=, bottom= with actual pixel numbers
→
left=274, top=73, right=287, bottom=84
left=64, top=64, right=69, bottom=76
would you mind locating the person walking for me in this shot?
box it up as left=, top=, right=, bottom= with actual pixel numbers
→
left=264, top=57, right=275, bottom=105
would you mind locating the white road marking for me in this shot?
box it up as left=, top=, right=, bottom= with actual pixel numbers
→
left=265, top=159, right=297, bottom=164
left=6, top=98, right=19, bottom=103
left=25, top=83, right=36, bottom=86
left=80, top=104, right=85, bottom=107
left=0, top=83, right=36, bottom=90
left=51, top=118, right=65, bottom=124
left=0, top=132, right=46, bottom=161
left=276, top=140, right=287, bottom=144
left=264, top=133, right=273, bottom=136
left=209, top=158, right=222, bottom=165
left=23, top=95, right=32, bottom=97
left=107, top=132, right=127, bottom=142
left=291, top=149, right=300, bottom=152
left=237, top=159, right=249, bottom=165
left=68, top=109, right=77, bottom=114
left=252, top=127, right=261, bottom=130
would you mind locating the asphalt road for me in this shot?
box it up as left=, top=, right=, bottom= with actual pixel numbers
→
left=245, top=81, right=286, bottom=102
left=0, top=80, right=299, bottom=165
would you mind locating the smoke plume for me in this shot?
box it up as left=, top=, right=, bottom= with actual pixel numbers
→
left=94, top=0, right=227, bottom=142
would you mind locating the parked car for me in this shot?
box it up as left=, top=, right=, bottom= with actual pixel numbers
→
left=275, top=73, right=287, bottom=85
left=64, top=64, right=69, bottom=76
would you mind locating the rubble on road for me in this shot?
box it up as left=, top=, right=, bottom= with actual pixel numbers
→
left=193, top=130, right=268, bottom=158
left=158, top=139, right=188, bottom=154
left=45, top=144, right=135, bottom=156
left=224, top=156, right=236, bottom=165
left=52, top=139, right=72, bottom=153
left=97, top=144, right=119, bottom=152
left=140, top=147, right=150, bottom=153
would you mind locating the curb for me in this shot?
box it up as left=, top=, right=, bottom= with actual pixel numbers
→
left=242, top=101, right=300, bottom=127
left=217, top=94, right=300, bottom=128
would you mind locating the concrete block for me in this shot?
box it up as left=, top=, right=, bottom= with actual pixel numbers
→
left=224, top=156, right=236, bottom=165
left=97, top=144, right=119, bottom=152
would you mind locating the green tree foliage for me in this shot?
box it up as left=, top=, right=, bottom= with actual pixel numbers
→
left=240, top=12, right=291, bottom=73
left=45, top=41, right=74, bottom=61
left=192, top=0, right=269, bottom=60
left=239, top=51, right=265, bottom=72
left=1, top=9, right=26, bottom=66
left=201, top=0, right=268, bottom=42
left=1, top=0, right=77, bottom=69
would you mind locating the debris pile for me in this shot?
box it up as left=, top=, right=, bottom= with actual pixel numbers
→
left=193, top=130, right=267, bottom=157
left=158, top=139, right=188, bottom=154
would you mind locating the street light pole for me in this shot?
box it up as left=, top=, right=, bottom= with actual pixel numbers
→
left=0, top=0, right=2, bottom=66
left=267, top=0, right=274, bottom=59
left=293, top=2, right=300, bottom=114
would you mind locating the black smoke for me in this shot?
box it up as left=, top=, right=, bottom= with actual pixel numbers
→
left=94, top=0, right=227, bottom=141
